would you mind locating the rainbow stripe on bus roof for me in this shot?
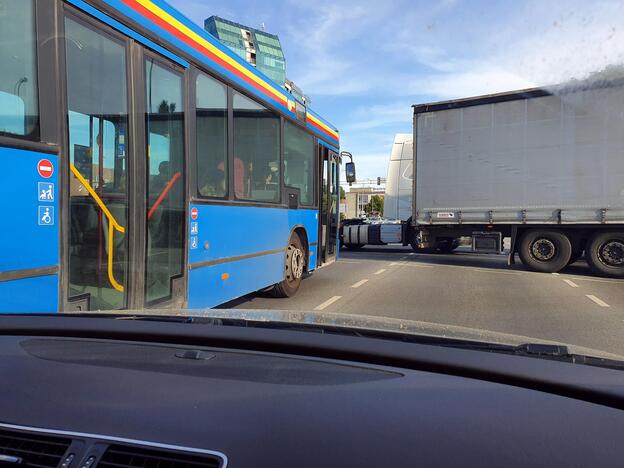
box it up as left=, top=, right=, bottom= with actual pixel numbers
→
left=95, top=0, right=339, bottom=147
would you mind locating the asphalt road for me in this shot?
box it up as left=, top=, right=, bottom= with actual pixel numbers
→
left=224, top=245, right=624, bottom=356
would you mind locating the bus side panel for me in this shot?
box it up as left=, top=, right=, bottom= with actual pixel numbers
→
left=0, top=147, right=59, bottom=313
left=187, top=204, right=318, bottom=308
left=287, top=208, right=319, bottom=272
left=188, top=253, right=284, bottom=309
left=0, top=276, right=59, bottom=314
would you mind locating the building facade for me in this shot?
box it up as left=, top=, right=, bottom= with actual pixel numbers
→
left=344, top=186, right=385, bottom=219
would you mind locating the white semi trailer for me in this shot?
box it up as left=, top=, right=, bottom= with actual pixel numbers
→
left=342, top=81, right=624, bottom=277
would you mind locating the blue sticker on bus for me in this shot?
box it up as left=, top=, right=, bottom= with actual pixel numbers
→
left=38, top=206, right=55, bottom=226
left=38, top=182, right=54, bottom=202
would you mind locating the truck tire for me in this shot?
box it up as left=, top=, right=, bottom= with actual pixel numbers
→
left=270, top=234, right=306, bottom=298
left=518, top=230, right=572, bottom=273
left=585, top=232, right=624, bottom=278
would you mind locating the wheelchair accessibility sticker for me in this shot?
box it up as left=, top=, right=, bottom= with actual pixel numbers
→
left=38, top=206, right=54, bottom=226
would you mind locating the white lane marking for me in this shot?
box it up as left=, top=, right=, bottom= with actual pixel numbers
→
left=586, top=295, right=610, bottom=308
left=351, top=279, right=369, bottom=289
left=409, top=252, right=416, bottom=256
left=374, top=269, right=387, bottom=275
left=338, top=260, right=362, bottom=264
left=563, top=279, right=579, bottom=288
left=314, top=295, right=342, bottom=311
left=400, top=256, right=409, bottom=260
left=552, top=272, right=560, bottom=276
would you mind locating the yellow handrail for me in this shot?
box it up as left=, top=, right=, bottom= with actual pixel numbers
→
left=70, top=163, right=125, bottom=292
left=107, top=222, right=124, bottom=292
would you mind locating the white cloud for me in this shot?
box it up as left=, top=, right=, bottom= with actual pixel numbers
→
left=409, top=0, right=624, bottom=99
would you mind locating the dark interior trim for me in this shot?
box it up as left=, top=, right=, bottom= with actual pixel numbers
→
left=1, top=316, right=624, bottom=410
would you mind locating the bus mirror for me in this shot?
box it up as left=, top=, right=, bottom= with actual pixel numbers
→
left=345, top=162, right=356, bottom=184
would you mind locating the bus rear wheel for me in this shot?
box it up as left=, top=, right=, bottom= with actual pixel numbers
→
left=271, top=234, right=306, bottom=298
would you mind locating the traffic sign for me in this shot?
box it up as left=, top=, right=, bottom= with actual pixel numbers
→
left=37, top=159, right=54, bottom=178
left=191, top=207, right=198, bottom=220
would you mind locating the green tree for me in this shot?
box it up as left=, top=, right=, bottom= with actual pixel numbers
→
left=340, top=186, right=346, bottom=200
left=366, top=195, right=384, bottom=216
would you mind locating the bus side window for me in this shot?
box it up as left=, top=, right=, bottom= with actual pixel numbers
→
left=0, top=0, right=39, bottom=138
left=232, top=92, right=280, bottom=203
left=284, top=121, right=314, bottom=205
left=196, top=72, right=227, bottom=198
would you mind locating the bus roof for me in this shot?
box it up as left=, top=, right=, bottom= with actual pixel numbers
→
left=82, top=0, right=339, bottom=148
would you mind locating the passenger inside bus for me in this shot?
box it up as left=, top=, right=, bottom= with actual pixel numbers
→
left=152, top=161, right=170, bottom=193
left=200, top=163, right=226, bottom=197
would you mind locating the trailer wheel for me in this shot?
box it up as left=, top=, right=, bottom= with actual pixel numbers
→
left=518, top=230, right=572, bottom=273
left=270, top=234, right=305, bottom=297
left=585, top=232, right=624, bottom=278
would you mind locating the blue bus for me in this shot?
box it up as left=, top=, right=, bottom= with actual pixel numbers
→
left=0, top=0, right=347, bottom=313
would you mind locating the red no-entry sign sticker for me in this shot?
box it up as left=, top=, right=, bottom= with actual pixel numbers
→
left=37, top=159, right=54, bottom=178
left=191, top=207, right=198, bottom=220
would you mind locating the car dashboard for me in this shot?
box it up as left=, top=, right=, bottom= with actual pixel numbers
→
left=1, top=315, right=624, bottom=467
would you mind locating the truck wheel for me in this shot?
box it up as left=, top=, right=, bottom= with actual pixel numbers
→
left=518, top=230, right=572, bottom=273
left=585, top=232, right=624, bottom=278
left=270, top=234, right=306, bottom=298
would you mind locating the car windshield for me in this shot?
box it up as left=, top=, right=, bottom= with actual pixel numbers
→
left=1, top=0, right=623, bottom=364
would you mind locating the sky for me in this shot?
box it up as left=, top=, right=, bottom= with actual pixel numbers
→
left=168, top=0, right=624, bottom=180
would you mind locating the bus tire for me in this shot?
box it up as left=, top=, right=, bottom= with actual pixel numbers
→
left=585, top=231, right=624, bottom=278
left=271, top=234, right=306, bottom=298
left=518, top=230, right=572, bottom=273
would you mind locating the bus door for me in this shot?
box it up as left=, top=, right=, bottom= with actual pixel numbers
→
left=319, top=147, right=339, bottom=266
left=64, top=14, right=185, bottom=311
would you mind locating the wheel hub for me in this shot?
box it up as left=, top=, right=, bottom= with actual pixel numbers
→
left=531, top=238, right=556, bottom=261
left=286, top=246, right=304, bottom=280
left=599, top=240, right=624, bottom=267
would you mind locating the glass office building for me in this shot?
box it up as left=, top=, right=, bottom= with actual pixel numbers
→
left=204, top=16, right=286, bottom=86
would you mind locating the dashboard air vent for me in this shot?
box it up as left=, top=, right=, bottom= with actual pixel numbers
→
left=0, top=428, right=71, bottom=467
left=98, top=444, right=222, bottom=468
